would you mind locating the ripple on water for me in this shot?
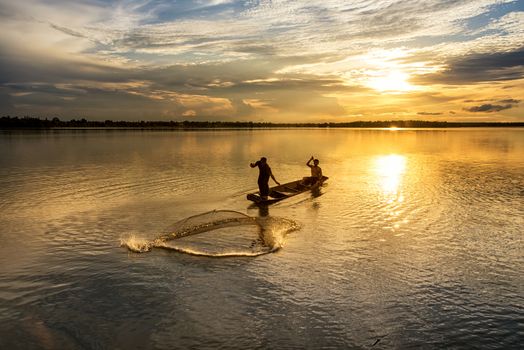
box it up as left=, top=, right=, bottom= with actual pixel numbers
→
left=0, top=164, right=213, bottom=220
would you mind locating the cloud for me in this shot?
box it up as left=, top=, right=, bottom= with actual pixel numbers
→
left=464, top=103, right=514, bottom=112
left=416, top=47, right=524, bottom=85
left=499, top=98, right=520, bottom=104
left=1, top=81, right=236, bottom=120
left=9, top=0, right=511, bottom=63
left=49, top=23, right=88, bottom=39
left=463, top=98, right=520, bottom=104
left=463, top=96, right=520, bottom=113
left=417, top=112, right=443, bottom=116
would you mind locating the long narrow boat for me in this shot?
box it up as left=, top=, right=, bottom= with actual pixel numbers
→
left=247, top=176, right=328, bottom=205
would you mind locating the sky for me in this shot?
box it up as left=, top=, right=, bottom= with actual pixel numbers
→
left=0, top=0, right=523, bottom=122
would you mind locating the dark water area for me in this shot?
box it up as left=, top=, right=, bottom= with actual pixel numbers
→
left=0, top=128, right=523, bottom=349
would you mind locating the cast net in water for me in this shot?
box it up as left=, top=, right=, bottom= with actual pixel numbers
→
left=121, top=210, right=299, bottom=257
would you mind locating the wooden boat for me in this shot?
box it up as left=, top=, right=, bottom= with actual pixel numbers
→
left=247, top=176, right=328, bottom=205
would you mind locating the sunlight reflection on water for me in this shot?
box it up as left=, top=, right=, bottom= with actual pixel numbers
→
left=374, top=154, right=406, bottom=195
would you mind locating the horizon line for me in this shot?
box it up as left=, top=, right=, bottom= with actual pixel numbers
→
left=1, top=116, right=524, bottom=128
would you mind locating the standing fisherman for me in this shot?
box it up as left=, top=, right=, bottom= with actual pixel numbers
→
left=250, top=157, right=280, bottom=199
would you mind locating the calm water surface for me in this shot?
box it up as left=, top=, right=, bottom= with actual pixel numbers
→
left=0, top=128, right=523, bottom=349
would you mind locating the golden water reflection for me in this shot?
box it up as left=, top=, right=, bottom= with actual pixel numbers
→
left=373, top=154, right=408, bottom=233
left=374, top=154, right=406, bottom=197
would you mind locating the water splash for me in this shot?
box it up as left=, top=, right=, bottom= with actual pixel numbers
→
left=120, top=210, right=299, bottom=257
left=120, top=234, right=153, bottom=253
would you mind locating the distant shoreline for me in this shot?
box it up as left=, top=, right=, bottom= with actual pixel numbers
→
left=1, top=116, right=523, bottom=129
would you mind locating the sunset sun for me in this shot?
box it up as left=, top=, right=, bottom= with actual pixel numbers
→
left=366, top=70, right=415, bottom=93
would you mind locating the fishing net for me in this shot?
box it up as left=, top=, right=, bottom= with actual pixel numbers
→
left=121, top=210, right=299, bottom=257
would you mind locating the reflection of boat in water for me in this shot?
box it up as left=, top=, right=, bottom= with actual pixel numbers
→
left=247, top=176, right=328, bottom=205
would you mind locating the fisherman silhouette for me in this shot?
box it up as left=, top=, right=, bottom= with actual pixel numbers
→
left=250, top=157, right=280, bottom=199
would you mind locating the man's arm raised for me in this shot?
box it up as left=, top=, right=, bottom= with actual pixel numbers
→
left=306, top=156, right=314, bottom=167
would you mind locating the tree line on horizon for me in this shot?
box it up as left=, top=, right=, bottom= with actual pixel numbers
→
left=1, top=116, right=522, bottom=128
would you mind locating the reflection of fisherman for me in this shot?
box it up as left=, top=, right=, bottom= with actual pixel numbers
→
left=250, top=157, right=280, bottom=199
left=303, top=156, right=322, bottom=185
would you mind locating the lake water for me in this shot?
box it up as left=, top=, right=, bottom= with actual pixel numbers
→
left=0, top=128, right=522, bottom=349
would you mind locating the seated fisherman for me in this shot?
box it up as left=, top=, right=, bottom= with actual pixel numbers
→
left=303, top=156, right=323, bottom=185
